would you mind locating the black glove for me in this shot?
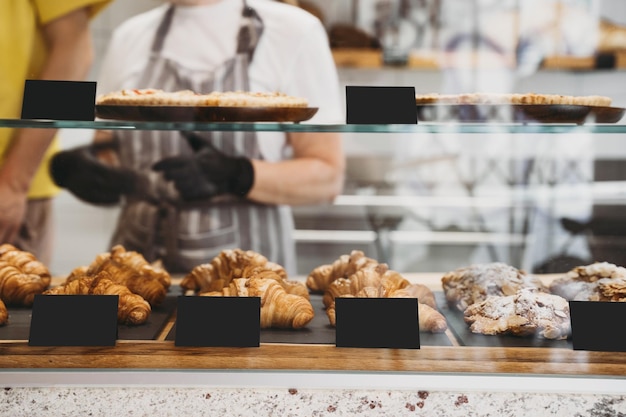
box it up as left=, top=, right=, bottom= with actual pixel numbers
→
left=151, top=132, right=254, bottom=201
left=50, top=143, right=144, bottom=205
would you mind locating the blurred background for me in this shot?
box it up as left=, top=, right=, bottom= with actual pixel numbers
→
left=53, top=0, right=626, bottom=277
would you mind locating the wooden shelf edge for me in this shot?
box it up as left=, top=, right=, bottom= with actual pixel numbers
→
left=332, top=48, right=626, bottom=71
left=1, top=340, right=625, bottom=377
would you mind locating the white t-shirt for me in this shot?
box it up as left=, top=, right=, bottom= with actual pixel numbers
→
left=97, top=0, right=343, bottom=161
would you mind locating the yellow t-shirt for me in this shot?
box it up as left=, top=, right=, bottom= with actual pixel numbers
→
left=0, top=0, right=109, bottom=198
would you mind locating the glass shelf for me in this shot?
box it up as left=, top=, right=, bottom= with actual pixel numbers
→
left=1, top=118, right=626, bottom=134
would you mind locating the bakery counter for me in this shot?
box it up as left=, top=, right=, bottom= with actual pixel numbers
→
left=1, top=273, right=625, bottom=377
left=2, top=274, right=626, bottom=416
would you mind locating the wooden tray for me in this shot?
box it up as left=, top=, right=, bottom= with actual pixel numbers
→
left=96, top=105, right=319, bottom=123
left=416, top=104, right=625, bottom=124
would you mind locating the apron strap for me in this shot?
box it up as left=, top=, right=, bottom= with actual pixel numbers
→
left=151, top=2, right=264, bottom=61
left=237, top=3, right=264, bottom=62
left=151, top=6, right=175, bottom=54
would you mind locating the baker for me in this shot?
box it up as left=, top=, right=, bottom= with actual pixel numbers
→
left=50, top=0, right=345, bottom=274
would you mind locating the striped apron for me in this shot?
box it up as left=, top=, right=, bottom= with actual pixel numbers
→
left=110, top=3, right=296, bottom=274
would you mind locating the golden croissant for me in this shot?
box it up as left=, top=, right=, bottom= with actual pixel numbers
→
left=45, top=271, right=151, bottom=325
left=306, top=250, right=385, bottom=293
left=182, top=249, right=308, bottom=298
left=200, top=275, right=314, bottom=329
left=323, top=265, right=391, bottom=308
left=0, top=244, right=51, bottom=306
left=0, top=299, right=7, bottom=326
left=323, top=265, right=447, bottom=333
left=67, top=245, right=171, bottom=307
left=388, top=288, right=448, bottom=333
left=182, top=248, right=287, bottom=293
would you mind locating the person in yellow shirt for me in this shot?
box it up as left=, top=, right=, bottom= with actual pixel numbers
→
left=0, top=0, right=110, bottom=264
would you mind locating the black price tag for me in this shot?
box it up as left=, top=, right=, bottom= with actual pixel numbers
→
left=595, top=53, right=616, bottom=70
left=21, top=80, right=96, bottom=121
left=28, top=295, right=118, bottom=346
left=335, top=297, right=420, bottom=349
left=570, top=301, right=626, bottom=352
left=175, top=296, right=261, bottom=347
left=346, top=86, right=417, bottom=125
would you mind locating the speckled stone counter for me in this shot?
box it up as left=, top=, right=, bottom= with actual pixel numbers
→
left=3, top=386, right=626, bottom=416
left=3, top=371, right=626, bottom=417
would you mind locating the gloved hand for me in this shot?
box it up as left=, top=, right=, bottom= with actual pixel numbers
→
left=152, top=132, right=254, bottom=201
left=50, top=143, right=144, bottom=205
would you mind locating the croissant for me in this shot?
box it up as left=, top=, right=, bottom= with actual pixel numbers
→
left=390, top=283, right=437, bottom=309
left=323, top=265, right=388, bottom=307
left=326, top=292, right=447, bottom=333
left=200, top=276, right=314, bottom=329
left=323, top=265, right=448, bottom=333
left=45, top=271, right=151, bottom=325
left=182, top=249, right=288, bottom=293
left=388, top=288, right=448, bottom=332
left=0, top=244, right=51, bottom=306
left=380, top=270, right=411, bottom=294
left=68, top=245, right=171, bottom=306
left=0, top=299, right=7, bottom=326
left=306, top=250, right=385, bottom=293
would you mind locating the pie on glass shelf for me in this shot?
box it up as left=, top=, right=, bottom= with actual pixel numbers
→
left=96, top=89, right=309, bottom=108
left=415, top=92, right=613, bottom=107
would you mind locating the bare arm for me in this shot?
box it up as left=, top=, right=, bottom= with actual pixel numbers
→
left=246, top=132, right=345, bottom=206
left=0, top=7, right=93, bottom=242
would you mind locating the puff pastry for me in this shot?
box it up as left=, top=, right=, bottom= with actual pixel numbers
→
left=0, top=244, right=51, bottom=306
left=441, top=262, right=547, bottom=311
left=0, top=299, right=7, bottom=326
left=67, top=245, right=171, bottom=307
left=200, top=275, right=314, bottom=329
left=324, top=267, right=447, bottom=333
left=464, top=288, right=571, bottom=340
left=549, top=262, right=626, bottom=301
left=45, top=271, right=151, bottom=325
left=306, top=250, right=384, bottom=294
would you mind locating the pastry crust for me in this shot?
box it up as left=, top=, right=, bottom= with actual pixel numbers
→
left=96, top=89, right=309, bottom=108
left=441, top=262, right=547, bottom=311
left=464, top=288, right=571, bottom=340
left=415, top=92, right=612, bottom=107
